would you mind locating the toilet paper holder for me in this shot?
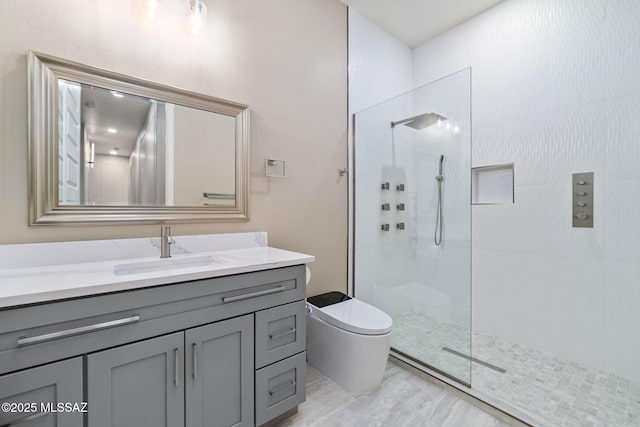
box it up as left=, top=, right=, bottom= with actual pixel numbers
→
left=266, top=157, right=286, bottom=178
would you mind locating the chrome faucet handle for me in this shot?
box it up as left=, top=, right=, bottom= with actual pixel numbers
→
left=160, top=226, right=172, bottom=258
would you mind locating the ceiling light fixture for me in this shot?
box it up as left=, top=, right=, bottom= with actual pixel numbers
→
left=107, top=128, right=118, bottom=134
left=110, top=91, right=124, bottom=98
left=187, top=0, right=208, bottom=36
left=109, top=148, right=120, bottom=156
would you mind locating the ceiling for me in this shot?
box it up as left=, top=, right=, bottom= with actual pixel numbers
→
left=341, top=0, right=504, bottom=48
left=80, top=85, right=151, bottom=157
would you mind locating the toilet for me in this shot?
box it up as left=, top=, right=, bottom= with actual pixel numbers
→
left=306, top=290, right=393, bottom=393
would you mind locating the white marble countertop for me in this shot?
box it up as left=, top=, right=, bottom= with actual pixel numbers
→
left=0, top=233, right=314, bottom=309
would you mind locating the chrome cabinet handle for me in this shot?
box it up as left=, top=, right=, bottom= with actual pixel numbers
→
left=221, top=286, right=286, bottom=303
left=192, top=343, right=198, bottom=380
left=174, top=348, right=179, bottom=387
left=0, top=411, right=48, bottom=426
left=269, top=381, right=296, bottom=396
left=269, top=328, right=296, bottom=340
left=17, top=315, right=140, bottom=346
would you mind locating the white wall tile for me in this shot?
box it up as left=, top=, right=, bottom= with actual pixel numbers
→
left=603, top=261, right=640, bottom=382
left=603, top=178, right=640, bottom=263
left=602, top=1, right=640, bottom=98
left=412, top=0, right=639, bottom=378
left=605, top=92, right=640, bottom=180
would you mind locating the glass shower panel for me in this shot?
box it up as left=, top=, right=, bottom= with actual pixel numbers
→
left=354, top=69, right=471, bottom=385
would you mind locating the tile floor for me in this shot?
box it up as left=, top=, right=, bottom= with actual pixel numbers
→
left=393, top=313, right=640, bottom=427
left=278, top=361, right=513, bottom=427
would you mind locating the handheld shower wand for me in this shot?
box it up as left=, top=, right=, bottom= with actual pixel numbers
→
left=434, top=155, right=444, bottom=246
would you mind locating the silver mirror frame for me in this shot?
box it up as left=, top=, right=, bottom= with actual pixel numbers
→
left=28, top=51, right=250, bottom=225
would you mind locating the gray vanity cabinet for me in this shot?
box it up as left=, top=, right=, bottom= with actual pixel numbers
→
left=0, top=357, right=83, bottom=427
left=0, top=265, right=307, bottom=427
left=87, top=332, right=185, bottom=427
left=185, top=314, right=254, bottom=427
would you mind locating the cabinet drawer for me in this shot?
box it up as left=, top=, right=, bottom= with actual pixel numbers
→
left=0, top=357, right=83, bottom=427
left=255, top=352, right=306, bottom=426
left=255, top=301, right=306, bottom=369
left=0, top=265, right=305, bottom=375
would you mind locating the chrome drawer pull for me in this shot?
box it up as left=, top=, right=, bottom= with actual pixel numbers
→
left=269, top=380, right=296, bottom=396
left=269, top=328, right=296, bottom=340
left=17, top=315, right=140, bottom=346
left=174, top=348, right=180, bottom=387
left=0, top=411, right=48, bottom=426
left=221, top=285, right=286, bottom=303
left=192, top=343, right=198, bottom=380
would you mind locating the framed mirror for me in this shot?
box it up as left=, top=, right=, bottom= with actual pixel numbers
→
left=28, top=51, right=250, bottom=225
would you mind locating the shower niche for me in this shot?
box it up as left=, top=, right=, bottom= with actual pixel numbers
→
left=471, top=163, right=514, bottom=205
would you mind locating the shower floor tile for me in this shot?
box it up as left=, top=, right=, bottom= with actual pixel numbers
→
left=393, top=313, right=640, bottom=427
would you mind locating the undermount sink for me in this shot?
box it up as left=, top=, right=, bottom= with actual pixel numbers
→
left=113, top=255, right=218, bottom=276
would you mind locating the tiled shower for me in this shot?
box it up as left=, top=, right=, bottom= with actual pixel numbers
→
left=350, top=0, right=640, bottom=425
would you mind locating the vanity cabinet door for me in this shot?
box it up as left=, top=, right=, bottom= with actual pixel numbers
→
left=0, top=357, right=83, bottom=427
left=185, top=314, right=254, bottom=427
left=87, top=332, right=184, bottom=427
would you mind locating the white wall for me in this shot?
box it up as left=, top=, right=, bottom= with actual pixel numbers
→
left=0, top=0, right=348, bottom=297
left=172, top=105, right=235, bottom=205
left=130, top=102, right=162, bottom=204
left=413, top=0, right=640, bottom=381
left=88, top=155, right=130, bottom=204
left=348, top=10, right=413, bottom=114
left=347, top=9, right=413, bottom=295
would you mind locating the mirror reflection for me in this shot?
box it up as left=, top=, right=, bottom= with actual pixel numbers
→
left=58, top=79, right=236, bottom=207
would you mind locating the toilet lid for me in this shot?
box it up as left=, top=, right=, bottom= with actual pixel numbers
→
left=310, top=298, right=393, bottom=335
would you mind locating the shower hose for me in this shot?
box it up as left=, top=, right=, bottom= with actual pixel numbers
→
left=434, top=173, right=443, bottom=246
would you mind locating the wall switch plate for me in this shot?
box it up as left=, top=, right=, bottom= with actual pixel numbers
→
left=572, top=172, right=593, bottom=228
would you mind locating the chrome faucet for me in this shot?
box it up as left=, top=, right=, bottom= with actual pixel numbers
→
left=160, top=226, right=173, bottom=258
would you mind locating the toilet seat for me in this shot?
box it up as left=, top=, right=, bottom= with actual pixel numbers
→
left=308, top=298, right=392, bottom=335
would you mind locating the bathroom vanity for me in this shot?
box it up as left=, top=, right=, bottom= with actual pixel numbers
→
left=0, top=233, right=313, bottom=427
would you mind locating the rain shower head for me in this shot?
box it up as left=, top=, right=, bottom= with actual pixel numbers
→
left=391, top=112, right=448, bottom=130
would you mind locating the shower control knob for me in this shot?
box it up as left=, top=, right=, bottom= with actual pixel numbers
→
left=577, top=180, right=586, bottom=185
left=577, top=191, right=587, bottom=196
left=577, top=202, right=586, bottom=207
left=576, top=212, right=588, bottom=220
